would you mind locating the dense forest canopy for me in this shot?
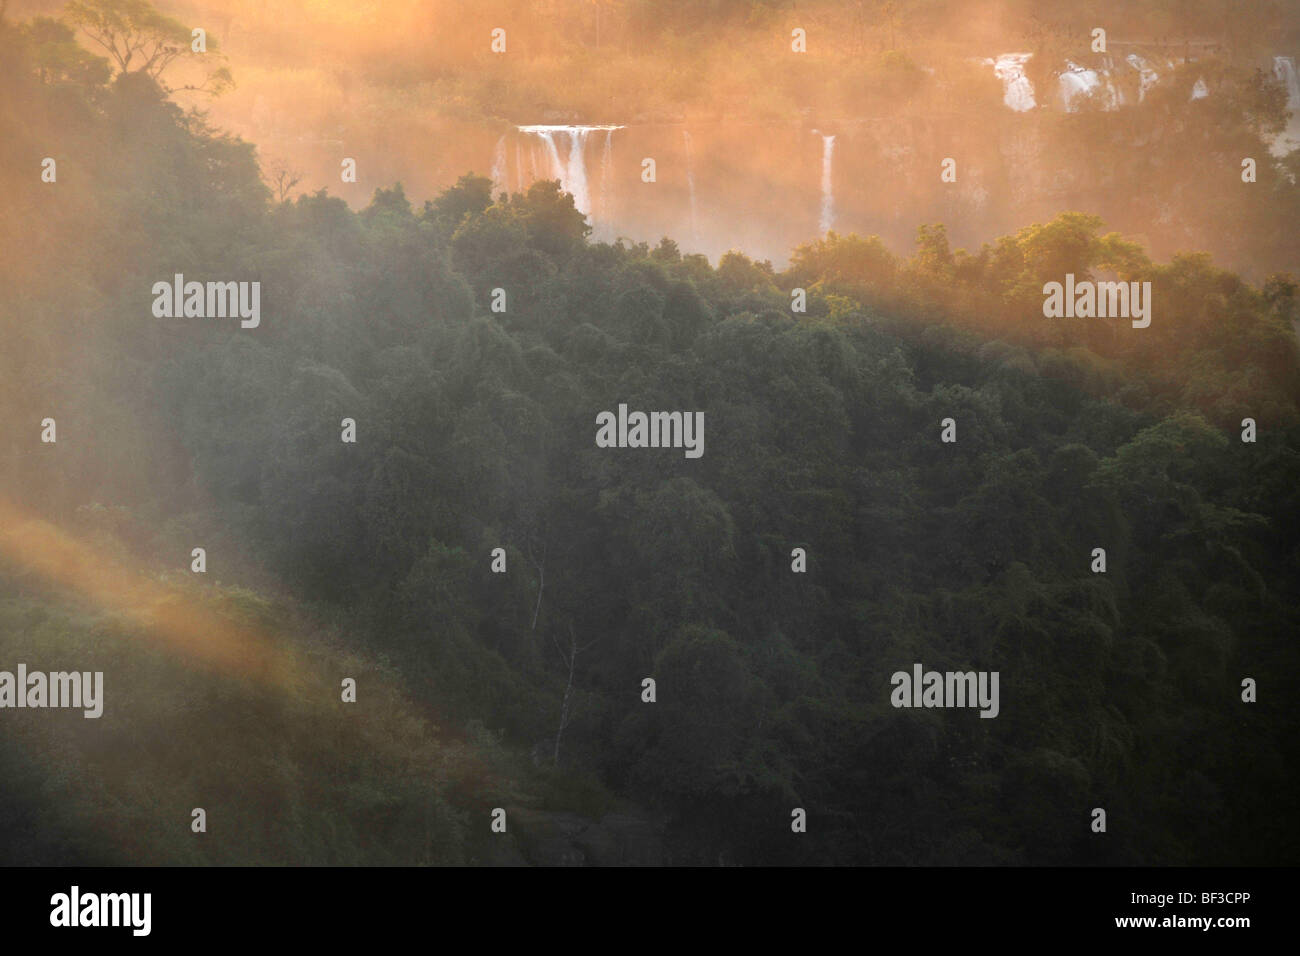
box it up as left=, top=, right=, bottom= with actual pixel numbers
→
left=1, top=3, right=1298, bottom=865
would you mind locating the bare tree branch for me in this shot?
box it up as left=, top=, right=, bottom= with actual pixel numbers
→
left=526, top=540, right=546, bottom=632
left=64, top=0, right=231, bottom=96
left=549, top=622, right=601, bottom=766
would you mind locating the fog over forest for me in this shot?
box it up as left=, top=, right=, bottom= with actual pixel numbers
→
left=1, top=0, right=1298, bottom=868
left=11, top=0, right=1300, bottom=270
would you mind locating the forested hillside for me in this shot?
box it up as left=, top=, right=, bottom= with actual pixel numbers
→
left=2, top=11, right=1298, bottom=865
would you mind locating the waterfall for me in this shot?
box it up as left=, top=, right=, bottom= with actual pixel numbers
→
left=988, top=51, right=1185, bottom=112
left=1059, top=61, right=1118, bottom=111
left=1126, top=54, right=1160, bottom=102
left=515, top=142, right=524, bottom=193
left=564, top=128, right=593, bottom=215
left=598, top=128, right=615, bottom=237
left=516, top=125, right=624, bottom=217
left=1275, top=56, right=1300, bottom=108
left=815, top=131, right=836, bottom=235
left=991, top=53, right=1036, bottom=111
left=1271, top=56, right=1300, bottom=154
left=682, top=129, right=700, bottom=243
left=490, top=135, right=507, bottom=195
left=1057, top=62, right=1093, bottom=111
left=529, top=129, right=566, bottom=183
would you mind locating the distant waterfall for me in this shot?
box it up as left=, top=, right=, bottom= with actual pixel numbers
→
left=982, top=49, right=1235, bottom=113
left=991, top=53, right=1036, bottom=111
left=1059, top=61, right=1119, bottom=111
left=563, top=128, right=592, bottom=214
left=816, top=132, right=836, bottom=235
left=598, top=128, right=615, bottom=236
left=530, top=129, right=566, bottom=183
left=516, top=125, right=624, bottom=217
left=682, top=129, right=700, bottom=243
left=1272, top=56, right=1300, bottom=154
left=1275, top=56, right=1300, bottom=108
left=1125, top=54, right=1160, bottom=102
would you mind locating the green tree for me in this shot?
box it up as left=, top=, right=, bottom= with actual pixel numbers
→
left=64, top=0, right=231, bottom=94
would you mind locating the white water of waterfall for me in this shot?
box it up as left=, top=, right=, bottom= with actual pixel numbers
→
left=1126, top=54, right=1160, bottom=101
left=535, top=130, right=566, bottom=183
left=989, top=52, right=1190, bottom=113
left=991, top=53, right=1036, bottom=111
left=817, top=133, right=836, bottom=235
left=598, top=129, right=615, bottom=234
left=683, top=129, right=700, bottom=244
left=1273, top=56, right=1300, bottom=154
left=1059, top=61, right=1119, bottom=111
left=564, top=128, right=593, bottom=214
left=515, top=142, right=524, bottom=193
left=517, top=126, right=625, bottom=218
left=1278, top=56, right=1300, bottom=107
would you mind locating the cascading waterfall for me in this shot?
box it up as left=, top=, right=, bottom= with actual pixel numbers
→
left=1272, top=56, right=1300, bottom=154
left=815, top=131, right=836, bottom=235
left=563, top=128, right=592, bottom=214
left=1125, top=54, right=1160, bottom=101
left=598, top=128, right=615, bottom=237
left=990, top=53, right=1036, bottom=111
left=515, top=125, right=624, bottom=218
left=1059, top=60, right=1119, bottom=111
left=1277, top=56, right=1300, bottom=107
left=482, top=52, right=1296, bottom=254
left=1057, top=63, right=1092, bottom=109
left=987, top=50, right=1217, bottom=112
left=682, top=129, right=700, bottom=243
left=527, top=128, right=566, bottom=185
left=1101, top=56, right=1123, bottom=106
